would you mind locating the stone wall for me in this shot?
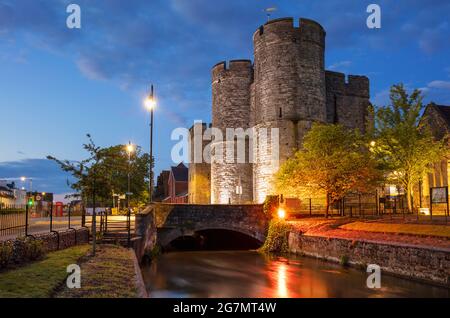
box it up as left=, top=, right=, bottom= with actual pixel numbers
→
left=34, top=227, right=89, bottom=252
left=211, top=60, right=254, bottom=204
left=208, top=17, right=371, bottom=204
left=288, top=230, right=450, bottom=287
left=325, top=71, right=370, bottom=133
left=134, top=206, right=157, bottom=261
left=188, top=122, right=212, bottom=204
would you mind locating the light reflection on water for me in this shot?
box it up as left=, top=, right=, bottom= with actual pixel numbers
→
left=141, top=251, right=449, bottom=298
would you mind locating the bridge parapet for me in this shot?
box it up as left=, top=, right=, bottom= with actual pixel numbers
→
left=150, top=203, right=269, bottom=247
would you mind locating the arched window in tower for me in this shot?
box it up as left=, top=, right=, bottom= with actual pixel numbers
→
left=279, top=107, right=282, bottom=118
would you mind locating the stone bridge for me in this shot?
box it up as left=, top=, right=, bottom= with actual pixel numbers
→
left=135, top=203, right=269, bottom=253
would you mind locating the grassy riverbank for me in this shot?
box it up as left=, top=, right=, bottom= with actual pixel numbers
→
left=0, top=244, right=90, bottom=298
left=56, top=245, right=140, bottom=298
left=339, top=221, right=450, bottom=238
left=0, top=244, right=143, bottom=298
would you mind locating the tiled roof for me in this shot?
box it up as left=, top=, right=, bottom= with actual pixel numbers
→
left=171, top=163, right=188, bottom=182
left=433, top=104, right=450, bottom=128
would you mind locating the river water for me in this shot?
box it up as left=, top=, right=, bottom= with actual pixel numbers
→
left=141, top=251, right=449, bottom=298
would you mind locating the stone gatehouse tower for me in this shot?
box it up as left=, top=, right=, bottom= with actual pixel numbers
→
left=189, top=17, right=371, bottom=204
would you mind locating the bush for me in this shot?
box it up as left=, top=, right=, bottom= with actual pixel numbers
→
left=0, top=237, right=46, bottom=270
left=263, top=195, right=279, bottom=216
left=23, top=239, right=45, bottom=261
left=259, top=219, right=291, bottom=254
left=0, top=242, right=14, bottom=269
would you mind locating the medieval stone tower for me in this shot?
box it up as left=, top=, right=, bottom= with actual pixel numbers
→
left=189, top=17, right=371, bottom=204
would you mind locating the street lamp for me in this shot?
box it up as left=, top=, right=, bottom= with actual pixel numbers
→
left=20, top=176, right=32, bottom=193
left=125, top=141, right=135, bottom=207
left=144, top=84, right=156, bottom=204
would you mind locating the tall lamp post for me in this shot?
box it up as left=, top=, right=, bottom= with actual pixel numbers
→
left=20, top=176, right=32, bottom=193
left=125, top=141, right=135, bottom=207
left=144, top=85, right=156, bottom=204
left=125, top=141, right=135, bottom=247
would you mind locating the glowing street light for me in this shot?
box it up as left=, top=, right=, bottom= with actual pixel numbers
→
left=277, top=208, right=286, bottom=219
left=20, top=176, right=32, bottom=193
left=370, top=140, right=376, bottom=147
left=144, top=84, right=156, bottom=204
left=126, top=142, right=135, bottom=155
left=144, top=95, right=156, bottom=110
left=125, top=141, right=135, bottom=212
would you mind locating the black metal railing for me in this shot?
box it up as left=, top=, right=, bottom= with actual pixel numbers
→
left=0, top=203, right=88, bottom=244
left=0, top=204, right=27, bottom=238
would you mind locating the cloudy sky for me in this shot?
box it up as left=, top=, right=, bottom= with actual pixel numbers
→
left=0, top=0, right=449, bottom=196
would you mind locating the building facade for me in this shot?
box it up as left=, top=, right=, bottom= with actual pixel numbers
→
left=0, top=181, right=27, bottom=206
left=413, top=103, right=450, bottom=214
left=189, top=17, right=371, bottom=204
left=163, top=163, right=189, bottom=204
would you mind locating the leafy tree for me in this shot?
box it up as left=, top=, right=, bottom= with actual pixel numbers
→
left=47, top=134, right=152, bottom=208
left=373, top=84, right=448, bottom=212
left=275, top=124, right=381, bottom=217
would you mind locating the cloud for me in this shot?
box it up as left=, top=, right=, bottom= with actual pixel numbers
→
left=427, top=80, right=450, bottom=90
left=328, top=60, right=352, bottom=71
left=0, top=158, right=74, bottom=195
left=421, top=80, right=450, bottom=104
left=374, top=80, right=450, bottom=108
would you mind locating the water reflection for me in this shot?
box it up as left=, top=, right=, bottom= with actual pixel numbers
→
left=141, top=251, right=449, bottom=298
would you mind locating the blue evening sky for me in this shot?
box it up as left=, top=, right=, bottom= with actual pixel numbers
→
left=0, top=0, right=449, bottom=197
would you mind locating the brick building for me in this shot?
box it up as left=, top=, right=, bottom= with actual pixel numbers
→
left=163, top=163, right=188, bottom=204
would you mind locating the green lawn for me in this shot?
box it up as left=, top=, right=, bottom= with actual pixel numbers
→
left=0, top=245, right=90, bottom=298
left=56, top=245, right=139, bottom=298
left=340, top=222, right=450, bottom=238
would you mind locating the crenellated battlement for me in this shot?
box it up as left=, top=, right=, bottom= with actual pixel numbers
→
left=212, top=60, right=253, bottom=82
left=253, top=17, right=325, bottom=48
left=346, top=75, right=369, bottom=98
left=205, top=17, right=371, bottom=204
left=325, top=71, right=369, bottom=97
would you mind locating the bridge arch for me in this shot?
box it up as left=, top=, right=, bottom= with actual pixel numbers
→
left=153, top=203, right=269, bottom=250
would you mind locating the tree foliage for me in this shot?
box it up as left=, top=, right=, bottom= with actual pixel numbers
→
left=372, top=84, right=448, bottom=211
left=47, top=134, right=152, bottom=207
left=275, top=124, right=381, bottom=216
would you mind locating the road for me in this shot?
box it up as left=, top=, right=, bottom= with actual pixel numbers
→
left=0, top=215, right=135, bottom=241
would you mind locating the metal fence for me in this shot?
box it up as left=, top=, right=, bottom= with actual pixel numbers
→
left=0, top=203, right=89, bottom=241
left=287, top=193, right=413, bottom=217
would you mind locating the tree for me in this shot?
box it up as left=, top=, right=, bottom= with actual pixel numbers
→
left=373, top=84, right=448, bottom=212
left=275, top=124, right=381, bottom=217
left=48, top=135, right=152, bottom=208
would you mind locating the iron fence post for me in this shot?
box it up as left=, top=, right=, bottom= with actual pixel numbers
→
left=127, top=207, right=131, bottom=247
left=309, top=198, right=312, bottom=216
left=50, top=202, right=53, bottom=232
left=25, top=204, right=29, bottom=237
left=429, top=188, right=433, bottom=221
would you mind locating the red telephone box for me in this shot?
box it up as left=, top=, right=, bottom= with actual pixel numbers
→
left=55, top=202, right=64, bottom=217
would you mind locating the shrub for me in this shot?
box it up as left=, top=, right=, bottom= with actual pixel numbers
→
left=23, top=239, right=45, bottom=261
left=0, top=242, right=14, bottom=269
left=260, top=219, right=291, bottom=254
left=263, top=195, right=279, bottom=216
left=1, top=237, right=46, bottom=270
